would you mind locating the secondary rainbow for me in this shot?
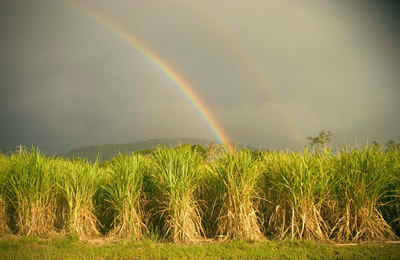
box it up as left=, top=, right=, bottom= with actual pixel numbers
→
left=65, top=0, right=234, bottom=151
left=189, top=1, right=305, bottom=150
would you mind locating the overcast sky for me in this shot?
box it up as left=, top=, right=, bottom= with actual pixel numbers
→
left=1, top=0, right=399, bottom=154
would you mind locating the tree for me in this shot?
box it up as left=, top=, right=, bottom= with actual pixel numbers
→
left=370, top=140, right=399, bottom=153
left=371, top=141, right=380, bottom=148
left=384, top=140, right=400, bottom=152
left=191, top=144, right=207, bottom=158
left=307, top=130, right=332, bottom=152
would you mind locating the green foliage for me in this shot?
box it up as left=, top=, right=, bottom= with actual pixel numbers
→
left=56, top=158, right=102, bottom=238
left=149, top=145, right=205, bottom=243
left=101, top=154, right=148, bottom=239
left=5, top=148, right=57, bottom=236
left=329, top=145, right=398, bottom=241
left=0, top=153, right=11, bottom=234
left=206, top=148, right=264, bottom=240
left=263, top=150, right=332, bottom=240
left=0, top=144, right=399, bottom=244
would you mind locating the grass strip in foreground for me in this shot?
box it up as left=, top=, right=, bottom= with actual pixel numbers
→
left=1, top=236, right=400, bottom=259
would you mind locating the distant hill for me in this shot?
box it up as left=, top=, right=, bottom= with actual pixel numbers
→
left=62, top=138, right=261, bottom=162
left=62, top=138, right=250, bottom=162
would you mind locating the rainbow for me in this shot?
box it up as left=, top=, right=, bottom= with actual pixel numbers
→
left=65, top=0, right=234, bottom=151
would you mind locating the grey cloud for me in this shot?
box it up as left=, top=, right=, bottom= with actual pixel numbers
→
left=1, top=0, right=399, bottom=153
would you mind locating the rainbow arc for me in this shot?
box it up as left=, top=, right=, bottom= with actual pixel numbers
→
left=66, top=0, right=234, bottom=152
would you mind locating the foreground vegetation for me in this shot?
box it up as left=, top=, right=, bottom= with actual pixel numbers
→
left=1, top=236, right=400, bottom=259
left=0, top=144, right=399, bottom=245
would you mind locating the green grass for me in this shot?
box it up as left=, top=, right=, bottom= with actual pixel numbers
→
left=0, top=236, right=400, bottom=259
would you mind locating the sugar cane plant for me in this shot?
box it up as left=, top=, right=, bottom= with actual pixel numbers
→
left=0, top=153, right=11, bottom=235
left=149, top=145, right=205, bottom=243
left=329, top=146, right=398, bottom=241
left=0, top=144, right=398, bottom=243
left=101, top=154, right=148, bottom=239
left=262, top=150, right=333, bottom=240
left=56, top=158, right=102, bottom=238
left=206, top=148, right=264, bottom=240
left=5, top=148, right=57, bottom=236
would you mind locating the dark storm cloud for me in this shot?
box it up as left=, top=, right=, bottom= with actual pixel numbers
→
left=1, top=0, right=399, bottom=153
